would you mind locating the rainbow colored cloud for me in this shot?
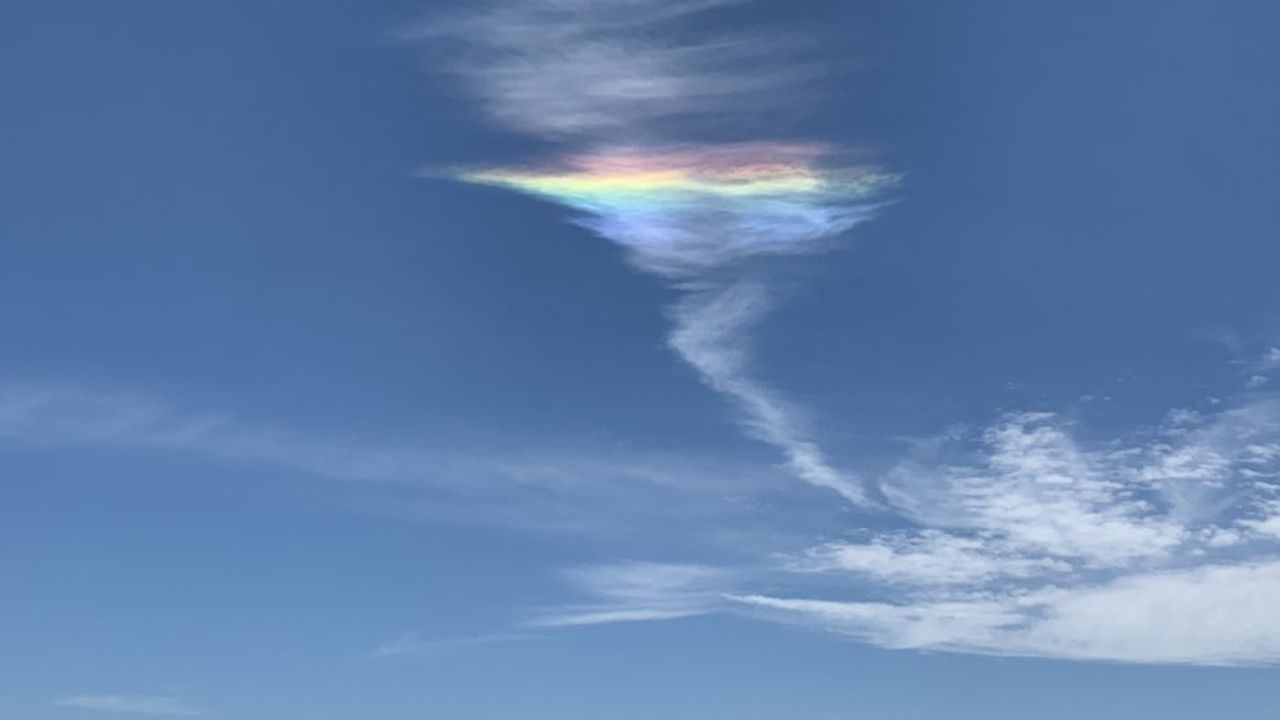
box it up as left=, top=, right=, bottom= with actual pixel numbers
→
left=459, top=142, right=896, bottom=275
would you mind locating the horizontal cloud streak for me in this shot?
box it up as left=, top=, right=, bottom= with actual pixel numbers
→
left=531, top=562, right=731, bottom=627
left=0, top=379, right=788, bottom=534
left=736, top=560, right=1280, bottom=665
left=56, top=695, right=202, bottom=717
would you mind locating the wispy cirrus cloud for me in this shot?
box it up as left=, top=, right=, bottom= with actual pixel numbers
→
left=20, top=0, right=1276, bottom=671
left=56, top=695, right=202, bottom=717
left=421, top=0, right=894, bottom=505
left=538, top=388, right=1280, bottom=665
left=411, top=0, right=809, bottom=141
left=411, top=1, right=1280, bottom=666
left=10, top=378, right=1280, bottom=664
left=734, top=395, right=1280, bottom=665
left=735, top=560, right=1280, bottom=665
left=369, top=631, right=542, bottom=659
left=530, top=562, right=732, bottom=627
left=0, top=379, right=787, bottom=534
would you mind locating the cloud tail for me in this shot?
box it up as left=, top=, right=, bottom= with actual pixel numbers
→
left=669, top=280, right=868, bottom=505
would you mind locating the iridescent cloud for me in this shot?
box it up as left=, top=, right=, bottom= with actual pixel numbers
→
left=427, top=0, right=895, bottom=505
left=458, top=142, right=896, bottom=276
left=454, top=141, right=894, bottom=505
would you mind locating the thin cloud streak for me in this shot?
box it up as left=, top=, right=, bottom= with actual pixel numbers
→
left=530, top=562, right=732, bottom=627
left=369, top=632, right=543, bottom=659
left=56, top=695, right=203, bottom=717
left=0, top=379, right=787, bottom=534
left=669, top=281, right=868, bottom=505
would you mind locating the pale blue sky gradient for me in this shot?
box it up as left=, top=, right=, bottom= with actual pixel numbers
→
left=3, top=1, right=1280, bottom=718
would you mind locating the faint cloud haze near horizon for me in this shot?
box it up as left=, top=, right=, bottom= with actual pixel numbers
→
left=55, top=695, right=203, bottom=718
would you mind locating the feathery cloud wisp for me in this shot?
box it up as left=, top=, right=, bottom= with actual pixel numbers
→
left=56, top=696, right=202, bottom=717
left=534, top=391, right=1280, bottom=665
left=427, top=0, right=894, bottom=505
left=731, top=398, right=1280, bottom=665
left=530, top=562, right=731, bottom=627
left=414, top=0, right=807, bottom=141
left=458, top=144, right=892, bottom=504
left=0, top=379, right=786, bottom=534
left=378, top=0, right=1280, bottom=666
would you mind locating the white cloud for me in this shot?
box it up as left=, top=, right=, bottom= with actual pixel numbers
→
left=1240, top=499, right=1280, bottom=539
left=546, top=395, right=1280, bottom=665
left=884, top=412, right=1189, bottom=568
left=737, top=561, right=1280, bottom=665
left=412, top=0, right=806, bottom=141
left=369, top=631, right=541, bottom=658
left=669, top=282, right=869, bottom=506
left=0, top=379, right=786, bottom=534
left=416, top=0, right=886, bottom=507
left=531, top=562, right=730, bottom=627
left=12, top=385, right=1280, bottom=665
left=732, top=593, right=1028, bottom=651
left=797, top=530, right=1068, bottom=586
left=56, top=695, right=202, bottom=717
left=21, top=0, right=1280, bottom=669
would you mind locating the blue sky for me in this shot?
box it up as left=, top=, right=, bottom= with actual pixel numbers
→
left=4, top=0, right=1280, bottom=717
